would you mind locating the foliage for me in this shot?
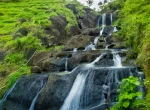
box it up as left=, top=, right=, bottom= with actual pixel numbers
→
left=111, top=76, right=144, bottom=110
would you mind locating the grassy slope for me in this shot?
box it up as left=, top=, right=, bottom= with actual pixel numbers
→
left=0, top=0, right=84, bottom=97
left=104, top=0, right=150, bottom=97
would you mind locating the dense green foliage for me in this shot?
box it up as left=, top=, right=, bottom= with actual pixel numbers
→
left=103, top=0, right=150, bottom=97
left=111, top=76, right=143, bottom=110
left=0, top=0, right=84, bottom=98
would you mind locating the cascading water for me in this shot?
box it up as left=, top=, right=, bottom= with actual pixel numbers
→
left=72, top=48, right=77, bottom=56
left=102, top=13, right=106, bottom=27
left=110, top=13, right=113, bottom=25
left=65, top=58, right=68, bottom=71
left=91, top=53, right=105, bottom=65
left=113, top=27, right=118, bottom=32
left=29, top=80, right=47, bottom=110
left=94, top=37, right=99, bottom=47
left=0, top=79, right=19, bottom=107
left=113, top=52, right=122, bottom=67
left=84, top=43, right=96, bottom=51
left=60, top=68, right=90, bottom=110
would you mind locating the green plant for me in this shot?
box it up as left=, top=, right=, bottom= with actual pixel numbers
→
left=111, top=76, right=142, bottom=110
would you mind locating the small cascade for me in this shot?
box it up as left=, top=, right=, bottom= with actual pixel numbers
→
left=94, top=37, right=99, bottom=47
left=29, top=80, right=47, bottom=110
left=100, top=27, right=104, bottom=36
left=0, top=79, right=19, bottom=107
left=102, top=13, right=106, bottom=27
left=72, top=48, right=77, bottom=56
left=113, top=27, right=118, bottom=32
left=65, top=58, right=68, bottom=71
left=138, top=72, right=145, bottom=98
left=110, top=13, right=113, bottom=25
left=91, top=53, right=105, bottom=65
left=105, top=45, right=110, bottom=50
left=60, top=68, right=90, bottom=110
left=113, top=52, right=122, bottom=67
left=84, top=43, right=96, bottom=51
left=96, top=17, right=100, bottom=27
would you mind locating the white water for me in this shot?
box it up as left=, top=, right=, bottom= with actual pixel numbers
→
left=65, top=58, right=68, bottom=71
left=113, top=27, right=118, bottom=32
left=0, top=80, right=19, bottom=107
left=110, top=13, right=113, bottom=25
left=94, top=37, right=99, bottom=46
left=113, top=53, right=122, bottom=67
left=91, top=53, right=105, bottom=65
left=60, top=72, right=89, bottom=110
left=72, top=48, right=77, bottom=56
left=100, top=27, right=104, bottom=36
left=29, top=82, right=46, bottom=110
left=102, top=13, right=106, bottom=27
left=84, top=44, right=96, bottom=51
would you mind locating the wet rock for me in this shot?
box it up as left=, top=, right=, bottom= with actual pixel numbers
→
left=68, top=50, right=101, bottom=70
left=64, top=35, right=93, bottom=50
left=1, top=75, right=48, bottom=110
left=102, top=26, right=114, bottom=37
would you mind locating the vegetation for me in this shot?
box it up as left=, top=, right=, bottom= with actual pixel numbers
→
left=111, top=76, right=150, bottom=110
left=0, top=0, right=85, bottom=98
left=102, top=0, right=150, bottom=98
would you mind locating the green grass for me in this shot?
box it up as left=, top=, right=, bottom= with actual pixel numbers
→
left=0, top=0, right=81, bottom=98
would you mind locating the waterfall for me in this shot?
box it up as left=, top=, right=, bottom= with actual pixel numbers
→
left=0, top=79, right=19, bottom=107
left=96, top=17, right=100, bottom=27
left=113, top=52, right=122, bottom=67
left=60, top=69, right=89, bottom=110
left=100, top=27, right=104, bottom=36
left=110, top=13, right=113, bottom=25
left=72, top=48, right=77, bottom=56
left=65, top=58, right=68, bottom=71
left=94, top=37, right=99, bottom=46
left=29, top=80, right=47, bottom=110
left=102, top=13, right=106, bottom=27
left=113, top=27, right=118, bottom=32
left=84, top=43, right=96, bottom=51
left=91, top=53, right=105, bottom=65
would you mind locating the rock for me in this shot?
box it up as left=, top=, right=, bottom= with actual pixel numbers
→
left=1, top=75, right=48, bottom=110
left=39, top=57, right=67, bottom=72
left=18, top=18, right=26, bottom=24
left=95, top=53, right=114, bottom=66
left=65, top=4, right=78, bottom=15
left=68, top=25, right=81, bottom=36
left=102, top=26, right=114, bottom=37
left=82, top=28, right=100, bottom=36
left=68, top=50, right=101, bottom=70
left=16, top=27, right=28, bottom=36
left=55, top=51, right=72, bottom=58
left=46, top=15, right=67, bottom=45
left=29, top=52, right=50, bottom=66
left=78, top=8, right=98, bottom=29
left=64, top=35, right=93, bottom=51
left=31, top=66, right=42, bottom=73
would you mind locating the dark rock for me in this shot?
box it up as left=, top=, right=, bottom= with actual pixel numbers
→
left=68, top=50, right=101, bottom=70
left=68, top=25, right=81, bottom=36
left=16, top=27, right=28, bottom=36
left=64, top=35, right=93, bottom=50
left=1, top=75, right=48, bottom=110
left=18, top=18, right=26, bottom=24
left=82, top=28, right=100, bottom=36
left=65, top=4, right=78, bottom=15
left=102, top=26, right=114, bottom=37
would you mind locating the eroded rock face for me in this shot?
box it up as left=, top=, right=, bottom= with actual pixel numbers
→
left=81, top=28, right=100, bottom=36
left=64, top=35, right=93, bottom=51
left=1, top=65, right=139, bottom=110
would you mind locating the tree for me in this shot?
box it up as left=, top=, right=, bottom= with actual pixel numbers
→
left=86, top=0, right=94, bottom=7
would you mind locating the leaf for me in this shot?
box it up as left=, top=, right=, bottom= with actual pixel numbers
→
left=123, top=101, right=129, bottom=108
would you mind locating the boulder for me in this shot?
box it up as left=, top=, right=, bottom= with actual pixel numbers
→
left=65, top=4, right=78, bottom=15
left=31, top=66, right=42, bottom=73
left=64, top=35, right=93, bottom=51
left=82, top=28, right=100, bottom=36
left=68, top=25, right=81, bottom=36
